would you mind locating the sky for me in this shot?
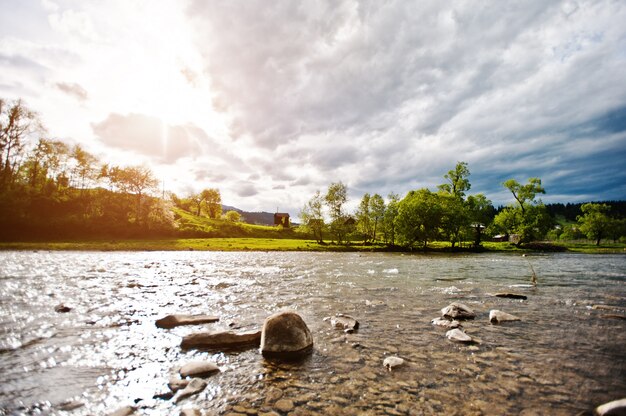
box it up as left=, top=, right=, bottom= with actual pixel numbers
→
left=1, top=0, right=626, bottom=217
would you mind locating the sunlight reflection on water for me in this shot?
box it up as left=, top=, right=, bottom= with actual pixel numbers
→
left=0, top=251, right=625, bottom=415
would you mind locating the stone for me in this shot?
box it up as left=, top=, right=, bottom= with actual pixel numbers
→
left=260, top=311, right=313, bottom=359
left=430, top=317, right=461, bottom=328
left=108, top=406, right=136, bottom=416
left=168, top=377, right=190, bottom=392
left=493, top=293, right=527, bottom=300
left=181, top=330, right=261, bottom=350
left=489, top=310, right=521, bottom=324
left=593, top=305, right=625, bottom=312
left=441, top=302, right=476, bottom=320
left=596, top=398, right=626, bottom=416
left=327, top=314, right=359, bottom=332
left=383, top=356, right=405, bottom=371
left=446, top=328, right=473, bottom=343
left=54, top=304, right=72, bottom=313
left=174, top=378, right=207, bottom=403
left=180, top=409, right=202, bottom=416
left=156, top=314, right=219, bottom=329
left=179, top=361, right=220, bottom=378
left=274, top=399, right=295, bottom=412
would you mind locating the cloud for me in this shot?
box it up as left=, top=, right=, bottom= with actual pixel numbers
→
left=91, top=113, right=211, bottom=164
left=56, top=82, right=87, bottom=101
left=184, top=0, right=626, bottom=210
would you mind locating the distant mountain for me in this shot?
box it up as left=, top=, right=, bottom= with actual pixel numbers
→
left=221, top=205, right=278, bottom=226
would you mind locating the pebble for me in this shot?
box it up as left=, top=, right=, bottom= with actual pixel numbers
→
left=179, top=361, right=220, bottom=378
left=446, top=328, right=473, bottom=343
left=441, top=302, right=476, bottom=320
left=274, top=399, right=294, bottom=412
left=383, top=356, right=405, bottom=371
left=174, top=378, right=208, bottom=403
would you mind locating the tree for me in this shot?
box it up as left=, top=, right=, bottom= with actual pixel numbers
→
left=107, top=165, right=158, bottom=223
left=224, top=210, right=241, bottom=222
left=202, top=188, right=222, bottom=219
left=502, top=178, right=545, bottom=214
left=325, top=182, right=350, bottom=244
left=395, top=189, right=444, bottom=250
left=369, top=194, right=385, bottom=242
left=0, top=98, right=40, bottom=188
left=355, top=193, right=372, bottom=242
left=300, top=190, right=325, bottom=243
left=71, top=144, right=98, bottom=191
left=383, top=192, right=400, bottom=246
left=577, top=203, right=612, bottom=246
left=466, top=193, right=494, bottom=247
left=494, top=177, right=550, bottom=246
left=438, top=161, right=471, bottom=199
left=437, top=161, right=473, bottom=248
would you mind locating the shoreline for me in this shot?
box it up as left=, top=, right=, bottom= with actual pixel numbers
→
left=0, top=238, right=624, bottom=254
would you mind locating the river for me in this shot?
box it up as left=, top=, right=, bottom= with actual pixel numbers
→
left=0, top=251, right=625, bottom=415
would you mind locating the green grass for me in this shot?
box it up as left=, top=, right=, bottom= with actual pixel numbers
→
left=0, top=238, right=391, bottom=252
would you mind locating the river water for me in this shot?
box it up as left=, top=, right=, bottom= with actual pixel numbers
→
left=0, top=251, right=625, bottom=415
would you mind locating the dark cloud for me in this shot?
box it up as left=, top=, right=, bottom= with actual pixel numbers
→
left=56, top=82, right=88, bottom=101
left=235, top=182, right=258, bottom=197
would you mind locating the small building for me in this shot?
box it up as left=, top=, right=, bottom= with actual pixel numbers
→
left=274, top=213, right=290, bottom=228
left=492, top=234, right=508, bottom=242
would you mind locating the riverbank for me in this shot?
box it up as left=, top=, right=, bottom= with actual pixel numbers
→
left=0, top=238, right=624, bottom=254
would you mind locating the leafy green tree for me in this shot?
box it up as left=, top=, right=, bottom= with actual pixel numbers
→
left=494, top=177, right=550, bottom=246
left=369, top=194, right=385, bottom=242
left=202, top=188, right=222, bottom=219
left=577, top=203, right=612, bottom=246
left=224, top=210, right=241, bottom=222
left=438, top=161, right=471, bottom=199
left=355, top=193, right=372, bottom=242
left=107, top=165, right=158, bottom=223
left=382, top=192, right=400, bottom=246
left=395, top=189, right=443, bottom=250
left=300, top=190, right=325, bottom=243
left=325, top=182, right=350, bottom=244
left=466, top=193, right=494, bottom=247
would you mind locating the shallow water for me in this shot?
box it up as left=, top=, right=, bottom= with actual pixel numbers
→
left=0, top=251, right=625, bottom=415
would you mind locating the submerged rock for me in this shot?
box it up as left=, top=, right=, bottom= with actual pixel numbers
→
left=441, top=302, right=476, bottom=320
left=446, top=328, right=473, bottom=343
left=179, top=361, right=220, bottom=378
left=326, top=314, right=359, bottom=332
left=431, top=317, right=461, bottom=329
left=492, top=292, right=528, bottom=300
left=54, top=304, right=72, bottom=313
left=168, top=377, right=190, bottom=393
left=260, top=310, right=313, bottom=359
left=383, top=356, right=405, bottom=371
left=595, top=398, right=626, bottom=416
left=155, top=314, right=219, bottom=329
left=489, top=310, right=521, bottom=324
left=181, top=330, right=261, bottom=350
left=174, top=378, right=207, bottom=403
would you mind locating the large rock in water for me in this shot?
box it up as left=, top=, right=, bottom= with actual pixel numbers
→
left=181, top=330, right=261, bottom=350
left=489, top=310, right=521, bottom=324
left=260, top=311, right=313, bottom=359
left=441, top=302, right=476, bottom=320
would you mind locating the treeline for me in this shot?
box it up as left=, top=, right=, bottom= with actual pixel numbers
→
left=0, top=97, right=261, bottom=240
left=0, top=98, right=173, bottom=239
left=300, top=162, right=626, bottom=249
